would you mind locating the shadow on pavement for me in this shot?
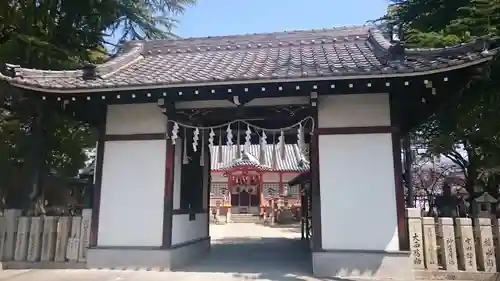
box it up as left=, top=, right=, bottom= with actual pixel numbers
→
left=177, top=237, right=314, bottom=280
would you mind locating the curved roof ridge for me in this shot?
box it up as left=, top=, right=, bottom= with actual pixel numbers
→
left=96, top=42, right=144, bottom=77
left=367, top=27, right=394, bottom=52
left=405, top=37, right=500, bottom=56
left=1, top=42, right=144, bottom=79
left=367, top=27, right=500, bottom=57
left=140, top=26, right=373, bottom=55
left=143, top=25, right=372, bottom=44
left=2, top=26, right=499, bottom=92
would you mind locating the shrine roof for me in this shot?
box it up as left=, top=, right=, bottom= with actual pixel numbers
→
left=1, top=26, right=499, bottom=93
left=211, top=144, right=309, bottom=172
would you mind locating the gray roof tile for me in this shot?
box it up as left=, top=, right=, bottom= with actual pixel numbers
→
left=1, top=26, right=499, bottom=92
left=211, top=144, right=309, bottom=172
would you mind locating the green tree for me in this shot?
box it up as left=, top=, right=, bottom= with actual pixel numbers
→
left=0, top=0, right=195, bottom=210
left=383, top=0, right=500, bottom=195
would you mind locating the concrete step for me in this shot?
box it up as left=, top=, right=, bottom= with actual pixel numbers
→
left=231, top=214, right=261, bottom=223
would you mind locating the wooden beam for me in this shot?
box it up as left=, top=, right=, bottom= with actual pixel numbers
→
left=174, top=105, right=312, bottom=125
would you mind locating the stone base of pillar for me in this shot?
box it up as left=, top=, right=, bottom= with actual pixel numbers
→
left=86, top=237, right=210, bottom=270
left=226, top=208, right=232, bottom=223
left=312, top=250, right=412, bottom=279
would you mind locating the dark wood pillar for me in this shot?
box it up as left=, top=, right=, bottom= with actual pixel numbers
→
left=403, top=134, right=414, bottom=208
left=389, top=93, right=409, bottom=251
left=392, top=129, right=409, bottom=251
left=204, top=136, right=211, bottom=237
left=89, top=105, right=107, bottom=247
left=162, top=113, right=175, bottom=248
left=310, top=99, right=322, bottom=251
left=300, top=186, right=306, bottom=240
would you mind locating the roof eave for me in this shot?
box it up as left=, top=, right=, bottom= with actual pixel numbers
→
left=4, top=55, right=496, bottom=94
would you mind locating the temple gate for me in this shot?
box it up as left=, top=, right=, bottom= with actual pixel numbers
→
left=0, top=25, right=498, bottom=278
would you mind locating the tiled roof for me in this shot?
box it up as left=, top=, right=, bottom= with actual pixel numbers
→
left=211, top=144, right=309, bottom=172
left=1, top=26, right=499, bottom=92
left=218, top=151, right=274, bottom=171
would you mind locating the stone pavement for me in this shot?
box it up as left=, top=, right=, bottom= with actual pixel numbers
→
left=0, top=223, right=327, bottom=281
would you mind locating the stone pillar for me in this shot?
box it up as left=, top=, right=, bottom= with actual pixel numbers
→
left=492, top=219, right=500, bottom=269
left=54, top=216, right=71, bottom=262
left=14, top=216, right=30, bottom=261
left=422, top=217, right=439, bottom=270
left=27, top=217, right=43, bottom=262
left=0, top=217, right=7, bottom=261
left=66, top=216, right=82, bottom=261
left=437, top=217, right=458, bottom=271
left=4, top=209, right=21, bottom=261
left=474, top=218, right=496, bottom=272
left=455, top=218, right=477, bottom=271
left=270, top=199, right=275, bottom=225
left=406, top=208, right=424, bottom=269
left=226, top=207, right=232, bottom=223
left=41, top=216, right=57, bottom=261
left=78, top=209, right=92, bottom=262
left=226, top=192, right=232, bottom=223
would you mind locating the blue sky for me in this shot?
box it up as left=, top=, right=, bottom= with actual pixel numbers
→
left=174, top=0, right=389, bottom=37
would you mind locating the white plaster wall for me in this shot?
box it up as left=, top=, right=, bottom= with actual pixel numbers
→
left=106, top=103, right=166, bottom=135
left=173, top=139, right=183, bottom=210
left=318, top=94, right=390, bottom=128
left=171, top=213, right=208, bottom=245
left=262, top=172, right=280, bottom=182
left=211, top=173, right=226, bottom=182
left=318, top=133, right=399, bottom=251
left=98, top=140, right=166, bottom=247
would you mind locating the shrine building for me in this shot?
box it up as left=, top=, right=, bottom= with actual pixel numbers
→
left=1, top=26, right=498, bottom=278
left=210, top=144, right=309, bottom=216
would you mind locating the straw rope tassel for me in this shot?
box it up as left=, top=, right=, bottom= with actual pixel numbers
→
left=297, top=123, right=305, bottom=154
left=280, top=130, right=285, bottom=160
left=259, top=130, right=266, bottom=165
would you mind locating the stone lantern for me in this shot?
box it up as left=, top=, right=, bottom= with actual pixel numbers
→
left=472, top=192, right=497, bottom=218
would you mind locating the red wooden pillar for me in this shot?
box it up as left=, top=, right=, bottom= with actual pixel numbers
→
left=259, top=171, right=265, bottom=216
left=279, top=172, right=283, bottom=195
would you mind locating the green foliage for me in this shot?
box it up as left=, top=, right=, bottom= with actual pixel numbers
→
left=0, top=0, right=195, bottom=207
left=385, top=0, right=500, bottom=194
left=0, top=0, right=196, bottom=68
left=111, top=0, right=196, bottom=43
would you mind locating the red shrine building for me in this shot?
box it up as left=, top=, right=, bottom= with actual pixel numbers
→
left=1, top=25, right=498, bottom=278
left=209, top=144, right=309, bottom=215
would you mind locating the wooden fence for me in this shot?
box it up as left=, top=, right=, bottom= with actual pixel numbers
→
left=0, top=209, right=92, bottom=263
left=407, top=208, right=500, bottom=273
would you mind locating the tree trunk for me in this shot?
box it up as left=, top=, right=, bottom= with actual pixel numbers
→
left=463, top=140, right=478, bottom=197
left=20, top=101, right=47, bottom=214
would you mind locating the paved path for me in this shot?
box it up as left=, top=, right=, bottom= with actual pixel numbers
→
left=183, top=223, right=314, bottom=280
left=0, top=223, right=323, bottom=281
